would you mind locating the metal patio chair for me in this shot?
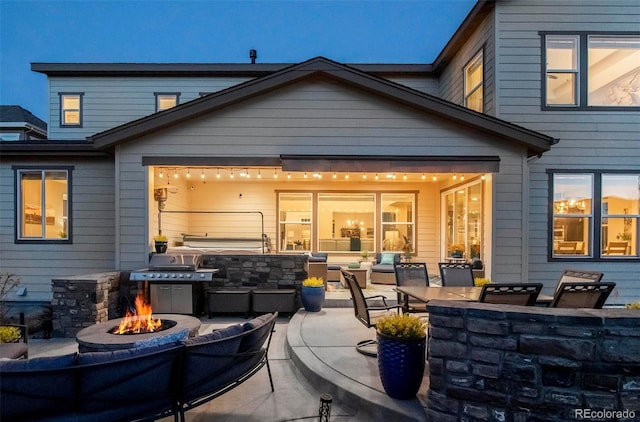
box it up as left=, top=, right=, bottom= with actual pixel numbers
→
left=341, top=269, right=402, bottom=357
left=478, top=283, right=543, bottom=306
left=394, top=262, right=430, bottom=313
left=554, top=269, right=604, bottom=293
left=438, top=262, right=475, bottom=287
left=550, top=282, right=616, bottom=309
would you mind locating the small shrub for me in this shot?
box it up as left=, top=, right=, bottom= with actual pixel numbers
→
left=626, top=302, right=640, bottom=310
left=474, top=278, right=492, bottom=287
left=0, top=326, right=21, bottom=343
left=154, top=235, right=167, bottom=242
left=377, top=313, right=427, bottom=340
left=302, top=277, right=324, bottom=287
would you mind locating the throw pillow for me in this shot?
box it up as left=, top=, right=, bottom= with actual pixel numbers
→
left=380, top=253, right=396, bottom=265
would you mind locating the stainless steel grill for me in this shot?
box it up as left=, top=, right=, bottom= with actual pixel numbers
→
left=129, top=253, right=216, bottom=281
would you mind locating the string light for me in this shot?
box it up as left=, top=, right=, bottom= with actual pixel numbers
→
left=362, top=173, right=367, bottom=179
left=403, top=174, right=407, bottom=180
left=345, top=174, right=349, bottom=180
left=375, top=173, right=379, bottom=180
left=432, top=175, right=437, bottom=181
left=421, top=173, right=426, bottom=180
left=304, top=172, right=308, bottom=179
left=159, top=168, right=164, bottom=178
left=216, top=168, right=220, bottom=179
left=481, top=175, right=485, bottom=180
left=460, top=175, right=465, bottom=181
left=230, top=169, right=234, bottom=179
left=332, top=172, right=337, bottom=179
left=274, top=169, right=278, bottom=179
left=453, top=174, right=457, bottom=180
left=201, top=169, right=205, bottom=179
left=287, top=172, right=291, bottom=179
left=257, top=169, right=262, bottom=179
left=186, top=168, right=191, bottom=178
left=173, top=169, right=178, bottom=179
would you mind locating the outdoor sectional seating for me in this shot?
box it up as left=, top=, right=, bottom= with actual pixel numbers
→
left=370, top=253, right=401, bottom=284
left=0, top=312, right=278, bottom=422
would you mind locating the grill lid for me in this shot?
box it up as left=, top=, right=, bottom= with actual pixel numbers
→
left=148, top=253, right=202, bottom=271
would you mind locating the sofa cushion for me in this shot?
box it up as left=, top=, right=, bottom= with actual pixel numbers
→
left=0, top=352, right=77, bottom=371
left=183, top=323, right=244, bottom=346
left=133, top=328, right=188, bottom=349
left=239, top=313, right=274, bottom=353
left=372, top=264, right=395, bottom=273
left=76, top=340, right=181, bottom=365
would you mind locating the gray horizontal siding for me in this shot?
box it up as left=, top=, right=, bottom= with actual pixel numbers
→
left=0, top=159, right=115, bottom=301
left=48, top=76, right=253, bottom=140
left=495, top=0, right=640, bottom=304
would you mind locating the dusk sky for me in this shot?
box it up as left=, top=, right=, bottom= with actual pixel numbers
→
left=0, top=0, right=476, bottom=123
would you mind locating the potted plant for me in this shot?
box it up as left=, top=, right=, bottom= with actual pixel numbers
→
left=474, top=277, right=492, bottom=287
left=376, top=313, right=427, bottom=399
left=448, top=243, right=465, bottom=258
left=301, top=276, right=325, bottom=312
left=361, top=250, right=369, bottom=261
left=154, top=235, right=168, bottom=254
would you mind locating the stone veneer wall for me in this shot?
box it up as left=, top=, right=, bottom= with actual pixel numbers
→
left=426, top=300, right=640, bottom=422
left=51, top=254, right=308, bottom=337
left=202, top=253, right=307, bottom=289
left=51, top=272, right=121, bottom=338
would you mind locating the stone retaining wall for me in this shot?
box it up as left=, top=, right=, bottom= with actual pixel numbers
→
left=426, top=300, right=640, bottom=421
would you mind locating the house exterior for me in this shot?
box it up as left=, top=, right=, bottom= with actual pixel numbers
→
left=1, top=0, right=638, bottom=305
left=0, top=105, right=47, bottom=141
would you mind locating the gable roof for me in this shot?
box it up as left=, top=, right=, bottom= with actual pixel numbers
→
left=89, top=56, right=555, bottom=156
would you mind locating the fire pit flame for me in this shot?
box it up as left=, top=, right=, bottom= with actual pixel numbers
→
left=112, top=294, right=163, bottom=335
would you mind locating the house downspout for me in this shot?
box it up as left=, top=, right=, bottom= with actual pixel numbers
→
left=114, top=145, right=121, bottom=270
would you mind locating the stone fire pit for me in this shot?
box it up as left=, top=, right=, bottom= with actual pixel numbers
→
left=76, top=314, right=201, bottom=353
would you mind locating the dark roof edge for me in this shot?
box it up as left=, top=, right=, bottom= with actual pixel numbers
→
left=0, top=141, right=110, bottom=158
left=31, top=62, right=433, bottom=77
left=432, top=0, right=494, bottom=73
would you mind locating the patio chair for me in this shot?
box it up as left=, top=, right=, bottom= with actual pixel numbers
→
left=550, top=281, right=616, bottom=309
left=341, top=269, right=402, bottom=357
left=0, top=323, right=28, bottom=359
left=438, top=262, right=475, bottom=287
left=478, top=283, right=543, bottom=306
left=394, top=262, right=429, bottom=313
left=555, top=269, right=604, bottom=293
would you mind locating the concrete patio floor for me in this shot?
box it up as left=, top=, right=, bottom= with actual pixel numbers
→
left=27, top=284, right=429, bottom=421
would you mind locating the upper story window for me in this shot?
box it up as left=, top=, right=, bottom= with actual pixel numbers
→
left=59, top=93, right=83, bottom=126
left=549, top=170, right=639, bottom=261
left=543, top=33, right=640, bottom=109
left=15, top=167, right=71, bottom=242
left=155, top=93, right=180, bottom=112
left=464, top=50, right=484, bottom=112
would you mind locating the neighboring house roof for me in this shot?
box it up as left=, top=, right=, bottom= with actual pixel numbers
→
left=0, top=140, right=110, bottom=157
left=0, top=105, right=48, bottom=132
left=88, top=56, right=556, bottom=157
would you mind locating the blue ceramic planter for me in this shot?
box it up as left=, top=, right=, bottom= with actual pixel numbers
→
left=377, top=332, right=426, bottom=399
left=301, top=286, right=325, bottom=312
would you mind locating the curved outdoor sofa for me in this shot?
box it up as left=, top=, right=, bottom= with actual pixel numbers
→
left=0, top=312, right=277, bottom=422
